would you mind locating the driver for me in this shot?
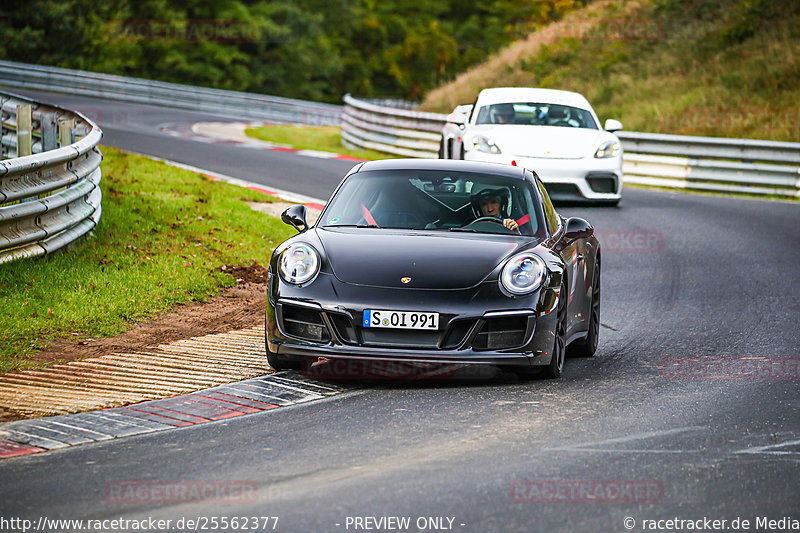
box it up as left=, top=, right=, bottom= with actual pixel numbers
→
left=471, top=187, right=519, bottom=233
left=493, top=103, right=515, bottom=124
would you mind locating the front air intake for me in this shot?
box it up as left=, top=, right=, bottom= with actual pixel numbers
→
left=586, top=172, right=617, bottom=193
left=472, top=315, right=530, bottom=350
left=281, top=305, right=330, bottom=342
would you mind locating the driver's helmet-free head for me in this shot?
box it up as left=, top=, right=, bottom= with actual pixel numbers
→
left=492, top=103, right=515, bottom=123
left=548, top=106, right=569, bottom=122
left=470, top=186, right=510, bottom=219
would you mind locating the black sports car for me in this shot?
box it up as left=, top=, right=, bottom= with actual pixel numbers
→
left=266, top=159, right=601, bottom=379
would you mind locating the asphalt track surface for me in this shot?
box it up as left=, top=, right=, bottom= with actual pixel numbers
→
left=1, top=90, right=799, bottom=533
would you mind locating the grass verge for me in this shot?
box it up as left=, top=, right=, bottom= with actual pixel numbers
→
left=244, top=124, right=390, bottom=161
left=0, top=147, right=295, bottom=373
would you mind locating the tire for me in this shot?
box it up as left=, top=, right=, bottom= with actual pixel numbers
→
left=542, top=281, right=568, bottom=379
left=438, top=138, right=445, bottom=159
left=570, top=259, right=600, bottom=357
left=459, top=145, right=465, bottom=160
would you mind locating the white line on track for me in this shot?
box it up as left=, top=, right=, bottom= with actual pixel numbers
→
left=127, top=150, right=328, bottom=207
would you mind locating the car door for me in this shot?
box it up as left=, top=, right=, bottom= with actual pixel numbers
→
left=535, top=177, right=585, bottom=338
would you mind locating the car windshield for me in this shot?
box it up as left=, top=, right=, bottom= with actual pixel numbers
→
left=320, top=170, right=544, bottom=237
left=475, top=102, right=598, bottom=129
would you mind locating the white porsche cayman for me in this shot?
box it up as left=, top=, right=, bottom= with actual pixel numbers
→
left=440, top=87, right=624, bottom=205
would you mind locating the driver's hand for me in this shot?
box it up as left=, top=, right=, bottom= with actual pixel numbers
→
left=503, top=219, right=520, bottom=233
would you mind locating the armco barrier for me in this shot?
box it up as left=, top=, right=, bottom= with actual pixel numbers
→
left=617, top=132, right=800, bottom=197
left=0, top=60, right=342, bottom=126
left=342, top=94, right=445, bottom=158
left=0, top=91, right=102, bottom=264
left=2, top=60, right=796, bottom=198
left=342, top=95, right=800, bottom=198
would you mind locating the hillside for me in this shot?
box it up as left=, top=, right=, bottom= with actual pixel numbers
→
left=0, top=0, right=588, bottom=104
left=420, top=0, right=800, bottom=141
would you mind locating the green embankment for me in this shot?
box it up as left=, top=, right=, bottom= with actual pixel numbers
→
left=421, top=0, right=799, bottom=142
left=0, top=147, right=293, bottom=373
left=244, top=125, right=391, bottom=161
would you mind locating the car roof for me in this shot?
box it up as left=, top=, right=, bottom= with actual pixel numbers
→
left=356, top=158, right=529, bottom=179
left=476, top=87, right=592, bottom=111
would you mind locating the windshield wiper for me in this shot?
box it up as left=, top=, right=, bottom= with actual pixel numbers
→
left=323, top=224, right=382, bottom=228
left=449, top=228, right=477, bottom=233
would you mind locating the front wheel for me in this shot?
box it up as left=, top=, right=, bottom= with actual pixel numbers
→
left=438, top=138, right=445, bottom=159
left=570, top=257, right=600, bottom=357
left=542, top=281, right=567, bottom=379
left=569, top=260, right=600, bottom=357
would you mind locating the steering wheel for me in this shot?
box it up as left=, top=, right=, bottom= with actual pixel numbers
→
left=470, top=216, right=506, bottom=225
left=461, top=217, right=516, bottom=234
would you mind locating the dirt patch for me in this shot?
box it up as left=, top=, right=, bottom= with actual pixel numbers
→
left=29, top=264, right=269, bottom=368
left=218, top=263, right=267, bottom=284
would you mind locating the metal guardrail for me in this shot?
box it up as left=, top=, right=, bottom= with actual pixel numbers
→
left=2, top=61, right=796, bottom=198
left=0, top=60, right=342, bottom=126
left=342, top=94, right=446, bottom=158
left=342, top=95, right=800, bottom=198
left=617, top=132, right=800, bottom=197
left=0, top=91, right=103, bottom=264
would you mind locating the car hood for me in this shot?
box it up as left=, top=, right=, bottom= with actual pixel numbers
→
left=317, top=228, right=531, bottom=289
left=468, top=125, right=611, bottom=159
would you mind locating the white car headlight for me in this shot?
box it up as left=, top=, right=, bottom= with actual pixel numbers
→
left=594, top=140, right=620, bottom=158
left=279, top=243, right=320, bottom=285
left=500, top=253, right=546, bottom=295
left=472, top=136, right=502, bottom=154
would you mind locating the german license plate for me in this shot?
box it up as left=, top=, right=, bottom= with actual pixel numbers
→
left=363, top=309, right=439, bottom=330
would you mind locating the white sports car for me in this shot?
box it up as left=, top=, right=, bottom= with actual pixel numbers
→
left=440, top=88, right=624, bottom=205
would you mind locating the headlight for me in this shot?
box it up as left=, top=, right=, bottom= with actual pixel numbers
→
left=594, top=140, right=620, bottom=158
left=472, top=136, right=501, bottom=154
left=500, top=253, right=546, bottom=295
left=278, top=243, right=320, bottom=285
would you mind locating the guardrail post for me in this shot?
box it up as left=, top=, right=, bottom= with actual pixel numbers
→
left=58, top=117, right=74, bottom=147
left=37, top=113, right=62, bottom=198
left=54, top=117, right=77, bottom=197
left=0, top=96, right=9, bottom=159
left=41, top=113, right=57, bottom=151
left=15, top=104, right=35, bottom=204
left=16, top=104, right=32, bottom=157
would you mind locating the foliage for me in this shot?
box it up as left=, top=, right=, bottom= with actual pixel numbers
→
left=0, top=0, right=587, bottom=102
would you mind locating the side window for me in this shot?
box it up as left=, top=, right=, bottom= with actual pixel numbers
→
left=535, top=178, right=559, bottom=235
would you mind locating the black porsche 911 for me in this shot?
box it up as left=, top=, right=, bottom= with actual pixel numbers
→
left=265, top=159, right=601, bottom=379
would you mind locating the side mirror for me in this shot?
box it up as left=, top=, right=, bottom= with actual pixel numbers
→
left=563, top=217, right=593, bottom=244
left=281, top=204, right=309, bottom=233
left=448, top=104, right=473, bottom=129
left=604, top=119, right=623, bottom=132
left=448, top=113, right=468, bottom=129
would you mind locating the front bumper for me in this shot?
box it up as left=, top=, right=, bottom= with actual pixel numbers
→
left=266, top=276, right=560, bottom=369
left=464, top=152, right=623, bottom=202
